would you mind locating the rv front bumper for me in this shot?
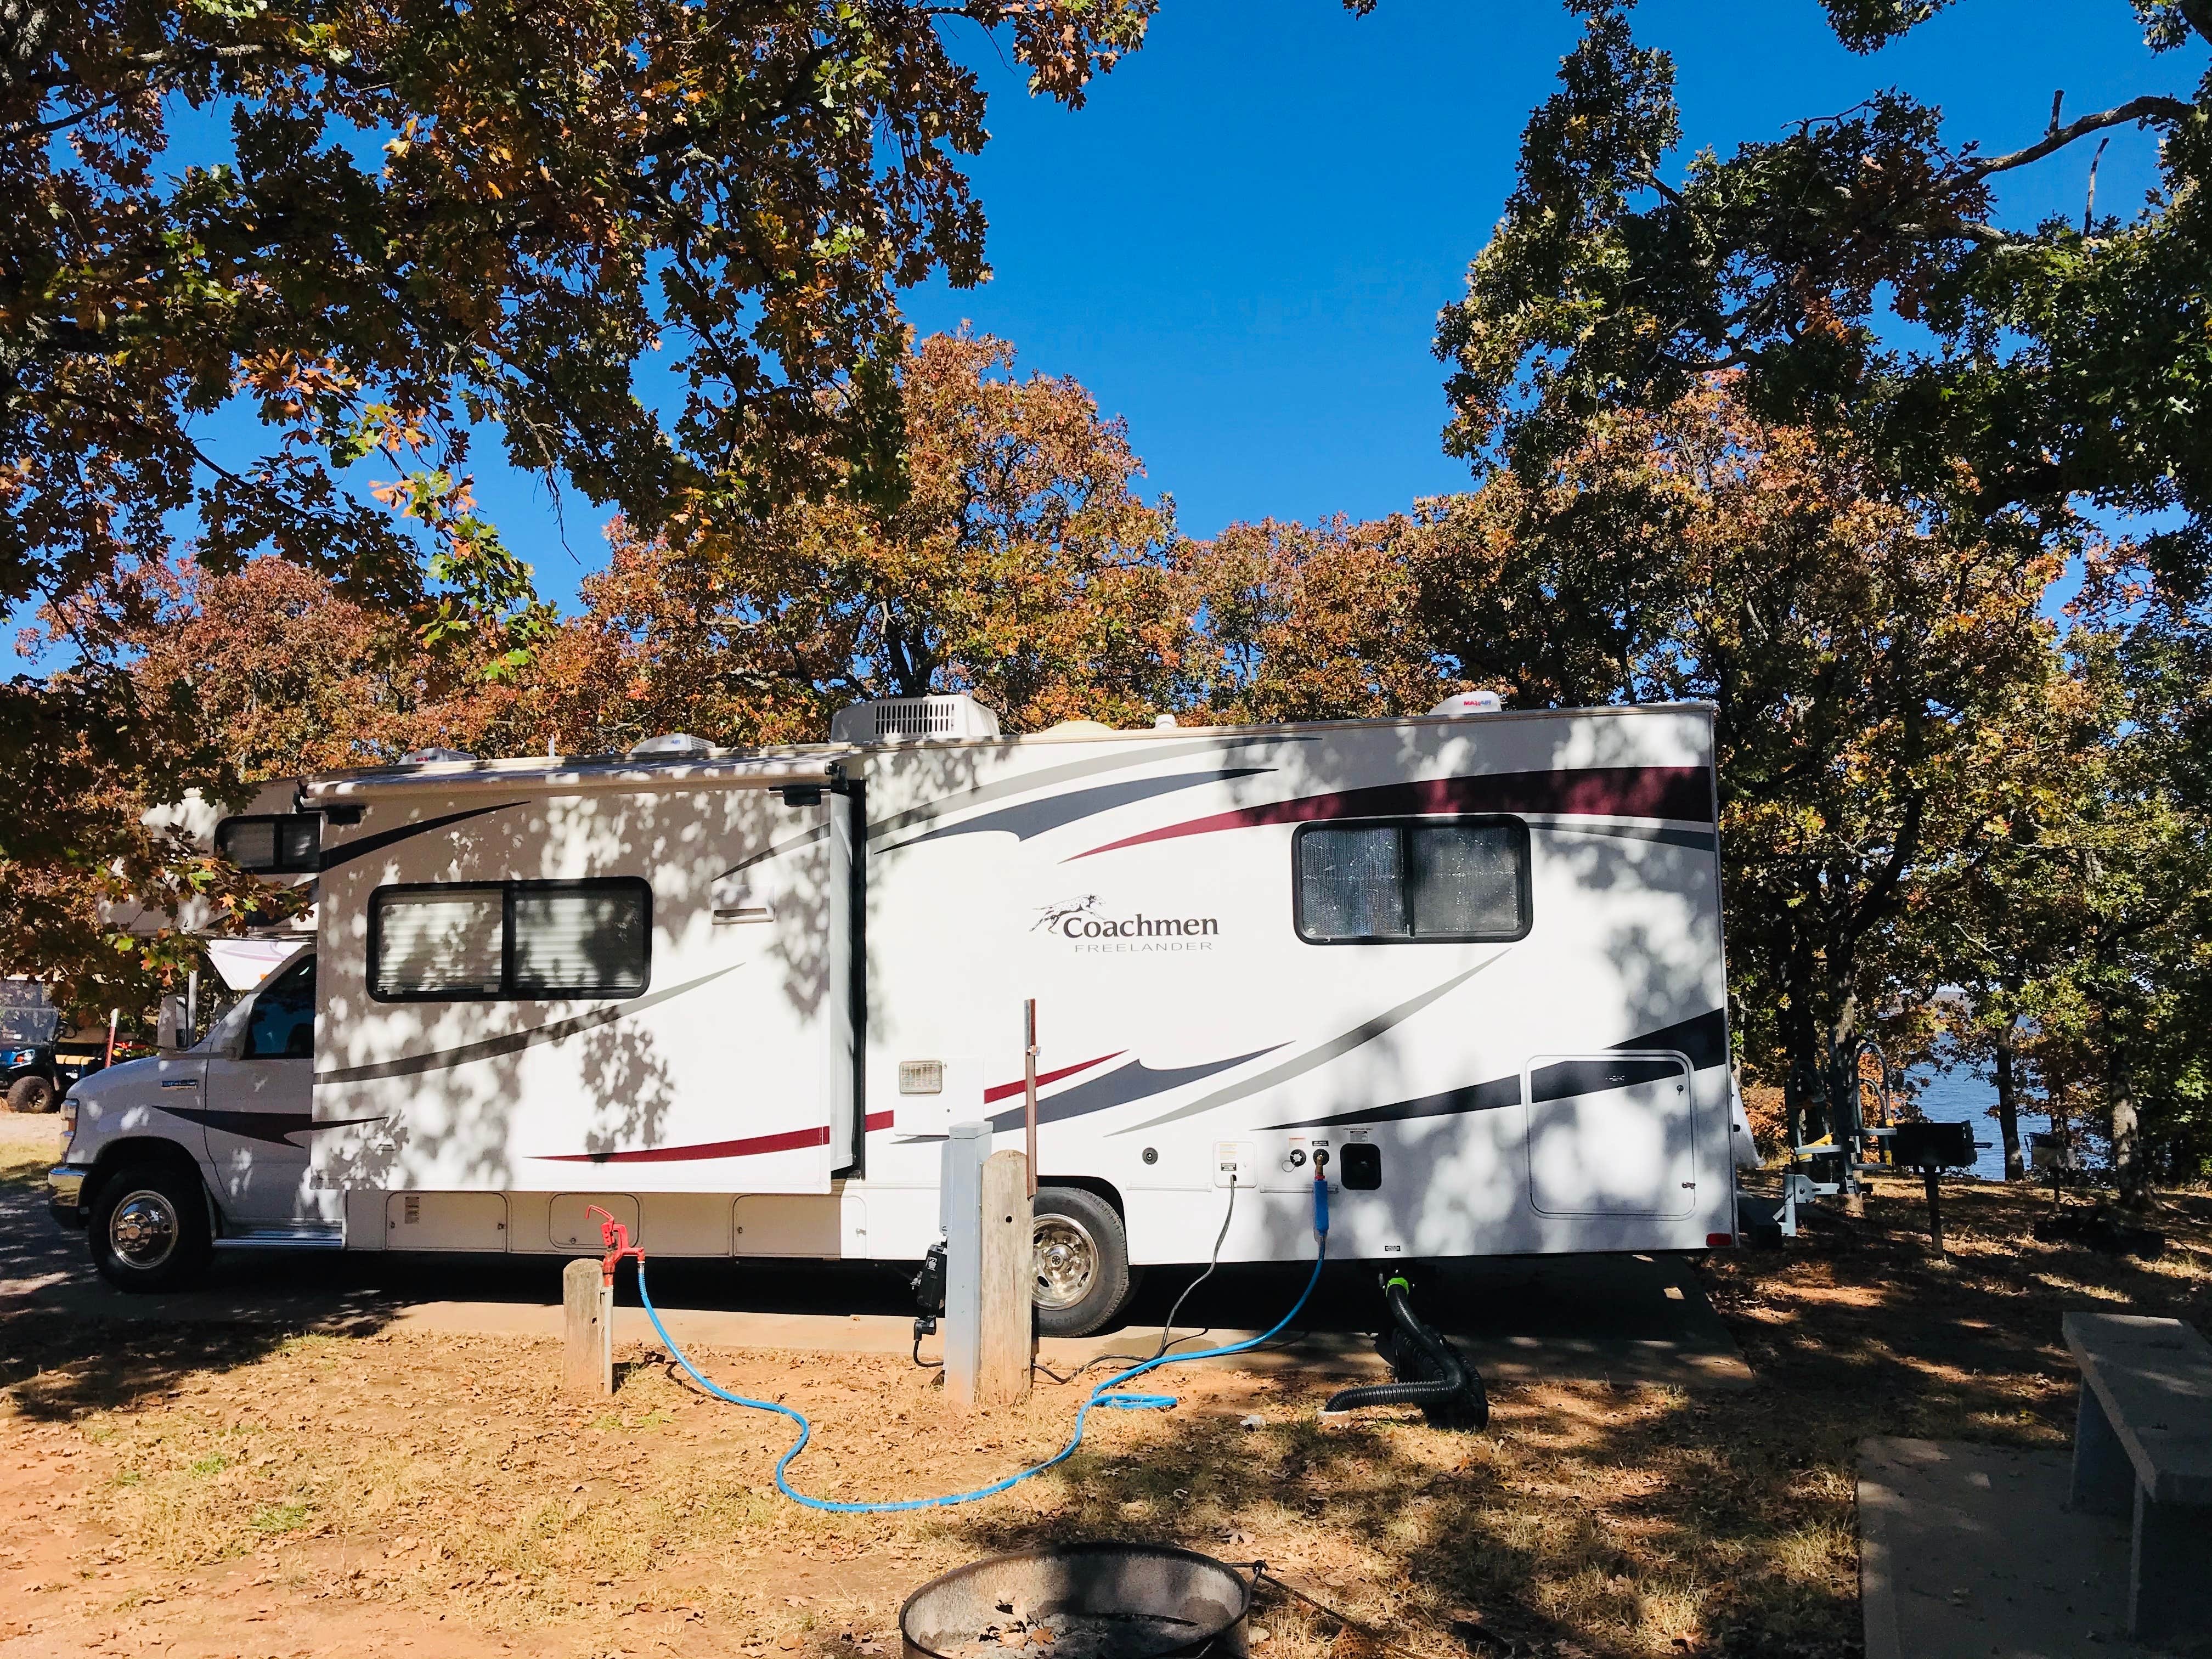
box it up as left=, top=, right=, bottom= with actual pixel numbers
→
left=46, top=1164, right=89, bottom=1228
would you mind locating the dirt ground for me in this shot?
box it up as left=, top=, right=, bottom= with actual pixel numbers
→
left=4, top=1115, right=2209, bottom=1659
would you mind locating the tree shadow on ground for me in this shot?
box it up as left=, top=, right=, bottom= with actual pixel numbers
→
left=927, top=1180, right=2211, bottom=1659
left=4, top=1179, right=2207, bottom=1659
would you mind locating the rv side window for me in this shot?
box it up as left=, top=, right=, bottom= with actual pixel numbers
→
left=1295, top=819, right=1530, bottom=944
left=511, top=885, right=650, bottom=997
left=216, top=813, right=321, bottom=874
left=370, top=880, right=651, bottom=1000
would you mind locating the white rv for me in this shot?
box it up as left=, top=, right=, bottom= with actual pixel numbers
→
left=49, top=698, right=1739, bottom=1334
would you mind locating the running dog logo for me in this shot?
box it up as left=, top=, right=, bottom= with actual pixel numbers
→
left=1033, top=895, right=1105, bottom=933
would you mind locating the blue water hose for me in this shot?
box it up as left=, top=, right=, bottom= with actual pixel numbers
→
left=634, top=1174, right=1331, bottom=1514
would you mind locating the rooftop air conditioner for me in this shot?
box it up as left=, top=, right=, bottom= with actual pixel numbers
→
left=399, top=747, right=477, bottom=764
left=829, top=695, right=1002, bottom=744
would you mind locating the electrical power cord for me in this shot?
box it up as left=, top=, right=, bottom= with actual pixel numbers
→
left=635, top=1172, right=1330, bottom=1513
left=1034, top=1177, right=1242, bottom=1385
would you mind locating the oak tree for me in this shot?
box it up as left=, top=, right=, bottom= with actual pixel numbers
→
left=1438, top=0, right=2212, bottom=592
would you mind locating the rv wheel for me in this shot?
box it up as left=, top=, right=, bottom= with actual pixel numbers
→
left=88, top=1161, right=212, bottom=1293
left=1031, top=1186, right=1133, bottom=1338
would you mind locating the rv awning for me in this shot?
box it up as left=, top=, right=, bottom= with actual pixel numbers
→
left=207, top=937, right=308, bottom=989
left=301, top=755, right=841, bottom=804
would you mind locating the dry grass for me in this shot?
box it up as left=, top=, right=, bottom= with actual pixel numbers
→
left=3, top=1178, right=2208, bottom=1658
left=0, top=1109, right=62, bottom=1189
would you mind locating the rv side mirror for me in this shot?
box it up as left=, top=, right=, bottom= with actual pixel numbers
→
left=156, top=994, right=188, bottom=1052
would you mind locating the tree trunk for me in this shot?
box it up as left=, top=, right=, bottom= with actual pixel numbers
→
left=1823, top=979, right=1864, bottom=1215
left=1993, top=1015, right=2025, bottom=1182
left=2107, top=1048, right=2150, bottom=1209
left=1779, top=958, right=1819, bottom=1148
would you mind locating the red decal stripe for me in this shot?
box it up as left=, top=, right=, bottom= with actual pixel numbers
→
left=983, top=1052, right=1124, bottom=1103
left=1067, top=766, right=1712, bottom=862
left=544, top=1110, right=896, bottom=1164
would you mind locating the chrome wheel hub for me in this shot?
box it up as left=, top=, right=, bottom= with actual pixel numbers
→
left=1033, top=1213, right=1099, bottom=1310
left=109, top=1189, right=179, bottom=1269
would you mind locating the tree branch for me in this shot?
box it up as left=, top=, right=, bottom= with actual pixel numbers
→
left=1968, top=94, right=2194, bottom=179
left=1895, top=219, right=2018, bottom=245
left=1, top=89, right=122, bottom=145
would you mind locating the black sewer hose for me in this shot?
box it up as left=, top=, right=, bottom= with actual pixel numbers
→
left=1322, top=1273, right=1489, bottom=1430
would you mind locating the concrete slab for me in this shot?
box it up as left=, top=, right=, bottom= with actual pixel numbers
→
left=1858, top=1437, right=2177, bottom=1659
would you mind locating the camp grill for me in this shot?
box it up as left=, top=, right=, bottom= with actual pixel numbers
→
left=1888, top=1120, right=1975, bottom=1169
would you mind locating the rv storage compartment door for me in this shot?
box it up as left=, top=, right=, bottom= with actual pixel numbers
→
left=1524, top=1052, right=1698, bottom=1218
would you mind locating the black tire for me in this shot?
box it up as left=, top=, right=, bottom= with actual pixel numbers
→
left=87, top=1161, right=212, bottom=1293
left=1032, top=1186, right=1135, bottom=1338
left=5, top=1074, right=56, bottom=1114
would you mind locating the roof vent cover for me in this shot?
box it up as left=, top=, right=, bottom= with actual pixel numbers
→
left=628, top=732, right=713, bottom=760
left=399, top=746, right=477, bottom=764
left=1430, top=690, right=1504, bottom=718
left=829, top=695, right=1001, bottom=744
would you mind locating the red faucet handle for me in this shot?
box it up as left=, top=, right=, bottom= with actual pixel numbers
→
left=585, top=1204, right=637, bottom=1286
left=585, top=1203, right=628, bottom=1253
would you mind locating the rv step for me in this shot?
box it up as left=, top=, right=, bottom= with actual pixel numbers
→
left=216, top=1224, right=343, bottom=1250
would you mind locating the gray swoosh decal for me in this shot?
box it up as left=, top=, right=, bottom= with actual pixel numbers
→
left=1259, top=1008, right=1727, bottom=1131
left=320, top=803, right=526, bottom=873
left=887, top=769, right=1271, bottom=851
left=1108, top=956, right=1503, bottom=1135
left=168, top=1108, right=388, bottom=1147
left=867, top=734, right=1320, bottom=845
left=1535, top=822, right=1717, bottom=851
left=718, top=734, right=1319, bottom=879
left=986, top=1045, right=1286, bottom=1132
left=717, top=823, right=831, bottom=881
left=1261, top=1073, right=1524, bottom=1132
left=314, top=964, right=743, bottom=1085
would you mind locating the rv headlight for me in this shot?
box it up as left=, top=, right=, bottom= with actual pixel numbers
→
left=59, top=1093, right=77, bottom=1148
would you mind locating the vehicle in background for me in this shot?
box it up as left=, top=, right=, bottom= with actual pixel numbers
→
left=1, top=989, right=110, bottom=1113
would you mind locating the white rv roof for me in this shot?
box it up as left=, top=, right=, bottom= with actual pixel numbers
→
left=300, top=752, right=839, bottom=803
left=297, top=702, right=1716, bottom=800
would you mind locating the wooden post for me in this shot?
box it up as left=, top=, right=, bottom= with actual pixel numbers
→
left=977, top=1150, right=1032, bottom=1406
left=1921, top=1166, right=1946, bottom=1261
left=562, top=1256, right=613, bottom=1397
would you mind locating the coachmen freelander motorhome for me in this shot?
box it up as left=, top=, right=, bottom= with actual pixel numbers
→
left=49, top=697, right=1742, bottom=1334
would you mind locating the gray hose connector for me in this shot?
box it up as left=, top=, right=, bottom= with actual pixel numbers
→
left=1323, top=1274, right=1489, bottom=1429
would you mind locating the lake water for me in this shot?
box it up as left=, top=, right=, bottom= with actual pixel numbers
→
left=1899, top=1064, right=2052, bottom=1182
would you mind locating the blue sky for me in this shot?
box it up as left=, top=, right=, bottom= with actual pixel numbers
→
left=97, top=2, right=2212, bottom=617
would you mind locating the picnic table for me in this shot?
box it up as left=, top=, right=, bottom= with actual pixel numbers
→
left=2063, top=1311, right=2212, bottom=1644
